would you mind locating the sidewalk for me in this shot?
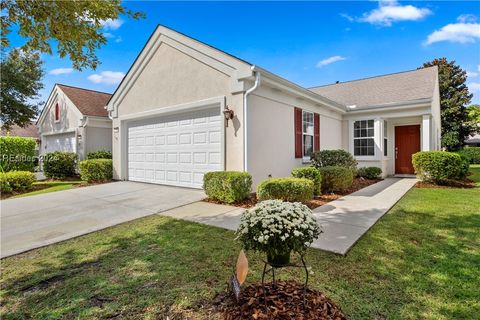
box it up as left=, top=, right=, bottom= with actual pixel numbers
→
left=311, top=177, right=418, bottom=255
left=159, top=178, right=417, bottom=256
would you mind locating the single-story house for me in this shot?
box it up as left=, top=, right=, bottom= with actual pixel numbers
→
left=465, top=133, right=480, bottom=147
left=37, top=84, right=113, bottom=160
left=106, top=25, right=441, bottom=188
left=1, top=122, right=40, bottom=142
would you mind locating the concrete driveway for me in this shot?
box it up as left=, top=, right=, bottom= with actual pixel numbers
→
left=0, top=181, right=205, bottom=258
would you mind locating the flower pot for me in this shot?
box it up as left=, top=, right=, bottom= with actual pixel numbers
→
left=267, top=251, right=291, bottom=266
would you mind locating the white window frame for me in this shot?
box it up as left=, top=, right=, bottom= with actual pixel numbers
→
left=302, top=110, right=314, bottom=162
left=353, top=119, right=375, bottom=158
left=383, top=120, right=388, bottom=157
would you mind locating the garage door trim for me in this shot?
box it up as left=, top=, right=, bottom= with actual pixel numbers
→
left=119, top=96, right=226, bottom=184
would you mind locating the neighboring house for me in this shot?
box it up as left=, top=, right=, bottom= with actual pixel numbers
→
left=1, top=123, right=40, bottom=141
left=465, top=133, right=480, bottom=147
left=37, top=84, right=112, bottom=160
left=106, top=25, right=441, bottom=189
left=1, top=122, right=41, bottom=151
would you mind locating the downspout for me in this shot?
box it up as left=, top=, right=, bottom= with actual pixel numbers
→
left=243, top=66, right=261, bottom=172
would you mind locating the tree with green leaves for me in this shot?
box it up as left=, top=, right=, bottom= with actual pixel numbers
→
left=466, top=105, right=480, bottom=134
left=420, top=58, right=472, bottom=151
left=0, top=49, right=44, bottom=130
left=1, top=0, right=144, bottom=70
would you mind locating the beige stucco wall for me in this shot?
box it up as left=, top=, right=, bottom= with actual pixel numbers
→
left=247, top=87, right=344, bottom=187
left=38, top=88, right=82, bottom=136
left=111, top=42, right=245, bottom=180
left=431, top=75, right=442, bottom=150
left=85, top=127, right=112, bottom=155
left=38, top=87, right=83, bottom=157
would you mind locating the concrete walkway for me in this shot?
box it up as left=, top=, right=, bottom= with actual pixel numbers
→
left=157, top=178, right=417, bottom=256
left=311, top=177, right=417, bottom=255
left=0, top=182, right=205, bottom=258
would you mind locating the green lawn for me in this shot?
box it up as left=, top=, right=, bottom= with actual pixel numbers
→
left=1, top=168, right=479, bottom=319
left=10, top=180, right=85, bottom=199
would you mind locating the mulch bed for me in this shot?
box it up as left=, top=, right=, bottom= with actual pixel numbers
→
left=1, top=179, right=114, bottom=200
left=415, top=179, right=476, bottom=189
left=1, top=183, right=52, bottom=200
left=203, top=177, right=381, bottom=210
left=213, top=280, right=346, bottom=320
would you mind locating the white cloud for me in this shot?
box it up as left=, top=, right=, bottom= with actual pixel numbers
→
left=425, top=16, right=480, bottom=45
left=468, top=82, right=480, bottom=92
left=360, top=0, right=431, bottom=26
left=316, top=56, right=347, bottom=68
left=115, top=36, right=123, bottom=43
left=457, top=14, right=477, bottom=23
left=88, top=71, right=125, bottom=85
left=49, top=68, right=74, bottom=75
left=467, top=70, right=479, bottom=78
left=103, top=32, right=115, bottom=38
left=100, top=19, right=123, bottom=30
left=340, top=13, right=354, bottom=22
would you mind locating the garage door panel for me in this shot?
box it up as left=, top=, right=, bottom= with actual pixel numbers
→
left=127, top=107, right=222, bottom=188
left=44, top=132, right=76, bottom=154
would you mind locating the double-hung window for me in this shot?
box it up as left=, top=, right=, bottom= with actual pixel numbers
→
left=302, top=111, right=314, bottom=159
left=353, top=120, right=374, bottom=156
left=383, top=121, right=388, bottom=157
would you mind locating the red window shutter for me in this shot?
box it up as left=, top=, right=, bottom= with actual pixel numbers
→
left=314, top=113, right=320, bottom=151
left=55, top=103, right=60, bottom=121
left=294, top=107, right=303, bottom=158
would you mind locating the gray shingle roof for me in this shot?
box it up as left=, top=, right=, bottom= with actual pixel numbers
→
left=309, top=66, right=438, bottom=109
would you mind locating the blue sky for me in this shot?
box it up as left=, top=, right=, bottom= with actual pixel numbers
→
left=11, top=1, right=480, bottom=106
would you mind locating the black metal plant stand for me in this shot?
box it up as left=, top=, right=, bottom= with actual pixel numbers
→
left=261, top=254, right=309, bottom=308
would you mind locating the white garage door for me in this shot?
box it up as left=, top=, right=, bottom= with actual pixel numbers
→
left=127, top=107, right=223, bottom=188
left=44, top=132, right=76, bottom=154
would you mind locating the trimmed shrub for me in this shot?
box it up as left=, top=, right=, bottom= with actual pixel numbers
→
left=43, top=152, right=77, bottom=179
left=459, top=147, right=480, bottom=164
left=291, top=166, right=322, bottom=196
left=86, top=150, right=112, bottom=160
left=457, top=153, right=470, bottom=180
left=257, top=177, right=314, bottom=203
left=0, top=136, right=36, bottom=172
left=412, top=151, right=467, bottom=184
left=0, top=173, right=12, bottom=192
left=311, top=149, right=357, bottom=170
left=203, top=171, right=252, bottom=204
left=78, top=159, right=113, bottom=182
left=318, top=166, right=354, bottom=193
left=357, top=167, right=382, bottom=179
left=0, top=171, right=35, bottom=193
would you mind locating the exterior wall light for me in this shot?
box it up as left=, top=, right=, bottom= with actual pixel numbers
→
left=223, top=106, right=235, bottom=127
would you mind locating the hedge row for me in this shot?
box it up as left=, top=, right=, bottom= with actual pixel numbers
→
left=459, top=147, right=480, bottom=164
left=0, top=136, right=36, bottom=172
left=0, top=171, right=35, bottom=193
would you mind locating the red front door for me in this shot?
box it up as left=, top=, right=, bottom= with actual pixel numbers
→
left=395, top=125, right=420, bottom=174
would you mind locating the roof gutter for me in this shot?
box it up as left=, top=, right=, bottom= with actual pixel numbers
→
left=243, top=66, right=261, bottom=172
left=251, top=66, right=346, bottom=113
left=105, top=105, right=113, bottom=120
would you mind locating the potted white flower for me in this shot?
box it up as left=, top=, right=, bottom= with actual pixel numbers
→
left=236, top=200, right=322, bottom=266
